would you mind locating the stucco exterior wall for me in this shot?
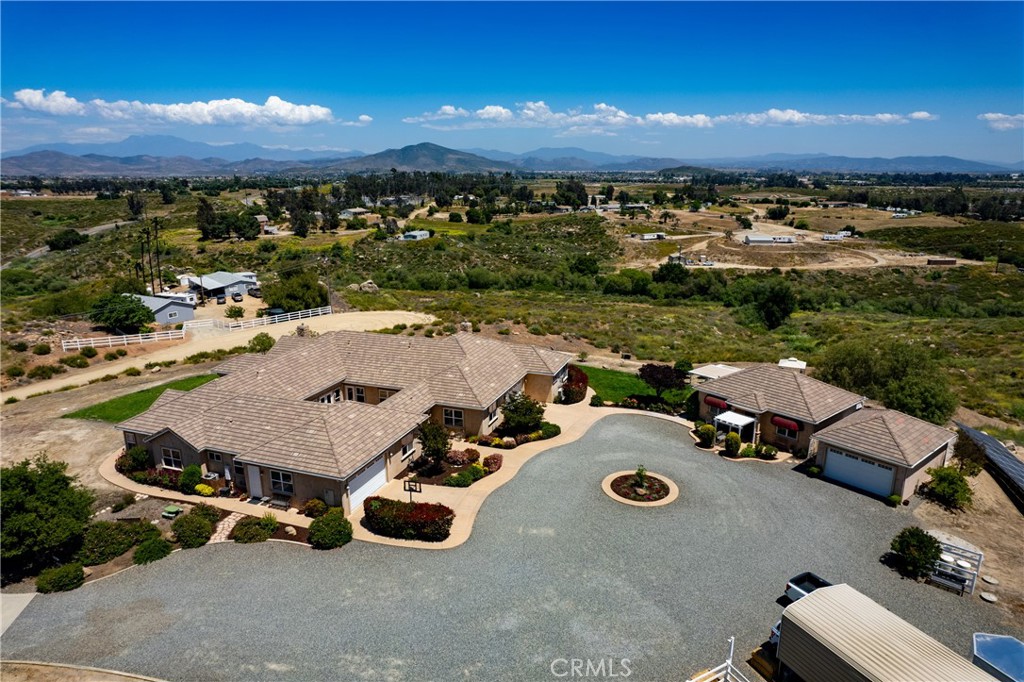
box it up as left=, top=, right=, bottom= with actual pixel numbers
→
left=143, top=431, right=203, bottom=471
left=524, top=374, right=556, bottom=403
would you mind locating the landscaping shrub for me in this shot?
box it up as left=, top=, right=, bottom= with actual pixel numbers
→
left=10, top=341, right=28, bottom=352
left=122, top=446, right=150, bottom=472
left=308, top=508, right=353, bottom=550
left=172, top=513, right=213, bottom=549
left=179, top=464, right=202, bottom=494
left=80, top=347, right=98, bottom=359
left=123, top=367, right=141, bottom=376
left=443, top=463, right=487, bottom=488
left=887, top=494, right=903, bottom=508
left=540, top=421, right=561, bottom=440
left=128, top=467, right=181, bottom=490
left=111, top=492, right=136, bottom=513
left=104, top=351, right=119, bottom=361
left=446, top=449, right=480, bottom=466
left=890, top=526, right=941, bottom=579
left=35, top=563, right=84, bottom=593
left=363, top=496, right=455, bottom=542
left=77, top=521, right=159, bottom=566
left=5, top=365, right=25, bottom=378
left=561, top=365, right=589, bottom=405
left=696, top=424, right=716, bottom=448
left=27, top=364, right=65, bottom=380
left=32, top=343, right=51, bottom=355
left=194, top=484, right=215, bottom=497
left=925, top=466, right=973, bottom=510
left=590, top=394, right=604, bottom=407
left=303, top=498, right=328, bottom=518
left=59, top=354, right=90, bottom=368
left=482, top=454, right=503, bottom=473
left=757, top=444, right=779, bottom=460
left=807, top=465, right=822, bottom=476
left=133, top=537, right=173, bottom=565
left=232, top=516, right=273, bottom=543
left=723, top=432, right=741, bottom=457
left=740, top=445, right=756, bottom=458
left=190, top=503, right=221, bottom=526
left=500, top=392, right=545, bottom=436
left=116, top=349, right=128, bottom=357
left=259, top=512, right=279, bottom=534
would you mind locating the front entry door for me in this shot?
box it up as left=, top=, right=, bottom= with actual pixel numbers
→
left=246, top=465, right=263, bottom=498
left=324, top=488, right=336, bottom=507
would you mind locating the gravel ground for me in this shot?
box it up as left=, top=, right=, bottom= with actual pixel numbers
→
left=2, top=414, right=1019, bottom=681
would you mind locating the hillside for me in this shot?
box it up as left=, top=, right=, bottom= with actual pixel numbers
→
left=325, top=143, right=516, bottom=173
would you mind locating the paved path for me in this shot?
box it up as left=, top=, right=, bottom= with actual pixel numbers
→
left=0, top=593, right=35, bottom=636
left=4, top=414, right=1018, bottom=682
left=1, top=310, right=434, bottom=401
left=210, top=513, right=245, bottom=543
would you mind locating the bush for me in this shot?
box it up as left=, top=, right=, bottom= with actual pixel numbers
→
left=10, top=341, right=28, bottom=352
left=123, top=446, right=150, bottom=472
left=225, top=305, right=244, bottom=319
left=807, top=465, right=822, bottom=476
left=248, top=332, right=275, bottom=354
left=5, top=365, right=25, bottom=378
left=500, top=392, right=545, bottom=436
left=116, top=349, right=128, bottom=357
left=179, top=464, right=202, bottom=494
left=36, top=563, right=84, bottom=593
left=303, top=498, right=329, bottom=518
left=32, top=343, right=51, bottom=355
left=4, top=396, right=18, bottom=404
left=890, top=526, right=941, bottom=579
left=104, top=352, right=119, bottom=361
left=887, top=494, right=903, bottom=508
left=740, top=445, right=756, bottom=458
left=172, top=513, right=213, bottom=549
left=133, top=537, right=173, bottom=564
left=27, top=364, right=66, bottom=380
left=308, top=508, right=353, bottom=550
left=561, top=365, right=589, bottom=405
left=363, top=497, right=455, bottom=542
left=590, top=394, right=604, bottom=407
left=925, top=466, right=973, bottom=510
left=111, top=492, right=136, bottom=513
left=232, top=516, right=273, bottom=543
left=539, top=421, right=561, bottom=440
left=195, top=484, right=215, bottom=497
left=723, top=432, right=741, bottom=457
left=482, top=454, right=503, bottom=473
left=443, top=463, right=487, bottom=488
left=59, top=354, right=90, bottom=368
left=77, top=521, right=158, bottom=565
left=190, top=503, right=221, bottom=526
left=123, top=367, right=141, bottom=376
left=758, top=444, right=779, bottom=460
left=259, top=512, right=279, bottom=534
left=79, top=347, right=98, bottom=359
left=446, top=449, right=480, bottom=466
left=696, top=424, right=716, bottom=448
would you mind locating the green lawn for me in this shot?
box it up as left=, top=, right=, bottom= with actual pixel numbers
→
left=577, top=365, right=655, bottom=403
left=64, top=374, right=218, bottom=423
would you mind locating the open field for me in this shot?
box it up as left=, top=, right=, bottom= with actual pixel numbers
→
left=1, top=196, right=133, bottom=258
left=64, top=373, right=217, bottom=422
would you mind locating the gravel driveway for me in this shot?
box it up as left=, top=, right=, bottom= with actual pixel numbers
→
left=2, top=414, right=1018, bottom=681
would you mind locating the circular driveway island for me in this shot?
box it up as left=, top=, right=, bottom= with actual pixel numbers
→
left=3, top=415, right=1018, bottom=681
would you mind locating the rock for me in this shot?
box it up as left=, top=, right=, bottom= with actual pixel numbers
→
left=980, top=592, right=999, bottom=603
left=150, top=366, right=161, bottom=373
left=346, top=283, right=360, bottom=291
left=1003, top=440, right=1016, bottom=452
left=502, top=437, right=517, bottom=448
left=982, top=575, right=1000, bottom=585
left=459, top=321, right=472, bottom=332
left=285, top=526, right=297, bottom=536
left=82, top=567, right=93, bottom=578
left=358, top=280, right=379, bottom=294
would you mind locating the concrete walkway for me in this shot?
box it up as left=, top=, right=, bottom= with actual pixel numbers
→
left=1, top=593, right=36, bottom=637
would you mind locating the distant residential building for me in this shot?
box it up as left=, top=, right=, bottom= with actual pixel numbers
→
left=184, top=271, right=258, bottom=299
left=129, top=293, right=194, bottom=325
left=402, top=230, right=430, bottom=241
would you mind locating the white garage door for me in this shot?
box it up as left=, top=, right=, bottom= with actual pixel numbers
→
left=824, top=447, right=895, bottom=497
left=348, top=457, right=387, bottom=512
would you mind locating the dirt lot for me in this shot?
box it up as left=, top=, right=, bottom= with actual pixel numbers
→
left=914, top=470, right=1024, bottom=627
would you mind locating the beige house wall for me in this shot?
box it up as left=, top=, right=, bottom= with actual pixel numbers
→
left=524, top=374, right=556, bottom=403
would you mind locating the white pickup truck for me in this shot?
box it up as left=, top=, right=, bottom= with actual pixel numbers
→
left=770, top=572, right=834, bottom=647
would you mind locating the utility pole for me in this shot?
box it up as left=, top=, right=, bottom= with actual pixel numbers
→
left=144, top=229, right=155, bottom=295
left=153, top=217, right=163, bottom=293
left=994, top=240, right=1003, bottom=273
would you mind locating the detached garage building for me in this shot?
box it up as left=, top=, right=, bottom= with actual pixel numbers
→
left=777, top=584, right=998, bottom=682
left=811, top=407, right=955, bottom=500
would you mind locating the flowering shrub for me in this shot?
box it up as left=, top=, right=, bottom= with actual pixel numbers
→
left=363, top=497, right=455, bottom=542
left=446, top=449, right=481, bottom=466
left=195, top=484, right=215, bottom=497
left=561, top=365, right=589, bottom=405
left=128, top=467, right=182, bottom=490
left=483, top=454, right=503, bottom=473
left=442, top=463, right=487, bottom=488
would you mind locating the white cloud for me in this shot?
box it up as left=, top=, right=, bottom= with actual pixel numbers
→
left=2, top=90, right=338, bottom=126
left=405, top=102, right=936, bottom=134
left=340, top=114, right=373, bottom=127
left=8, top=88, right=87, bottom=115
left=978, top=112, right=1024, bottom=131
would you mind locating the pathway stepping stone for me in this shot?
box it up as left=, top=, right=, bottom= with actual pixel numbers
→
left=981, top=575, right=999, bottom=585
left=210, top=512, right=245, bottom=543
left=979, top=592, right=999, bottom=603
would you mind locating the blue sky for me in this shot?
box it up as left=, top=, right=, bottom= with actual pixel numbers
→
left=2, top=2, right=1022, bottom=161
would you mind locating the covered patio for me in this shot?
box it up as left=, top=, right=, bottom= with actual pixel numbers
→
left=714, top=410, right=756, bottom=443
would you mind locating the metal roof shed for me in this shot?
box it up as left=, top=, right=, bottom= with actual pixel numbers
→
left=778, top=584, right=998, bottom=682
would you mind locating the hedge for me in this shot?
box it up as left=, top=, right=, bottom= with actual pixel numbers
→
left=133, top=538, right=173, bottom=565
left=363, top=496, right=455, bottom=542
left=36, top=563, right=85, bottom=593
left=77, top=521, right=159, bottom=566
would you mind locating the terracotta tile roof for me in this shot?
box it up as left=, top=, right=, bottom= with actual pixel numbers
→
left=700, top=364, right=863, bottom=424
left=814, top=408, right=955, bottom=467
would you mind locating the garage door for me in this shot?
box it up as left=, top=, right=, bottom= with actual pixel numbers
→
left=348, top=457, right=387, bottom=512
left=824, top=447, right=895, bottom=497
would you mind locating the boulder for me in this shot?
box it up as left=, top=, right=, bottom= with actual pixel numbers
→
left=358, top=280, right=379, bottom=294
left=284, top=526, right=297, bottom=537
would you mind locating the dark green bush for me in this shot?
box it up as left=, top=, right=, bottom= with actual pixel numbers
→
left=5, top=365, right=25, bottom=378
left=10, top=341, right=28, bottom=352
left=27, top=364, right=65, bottom=380
left=723, top=432, right=741, bottom=457
left=232, top=516, right=273, bottom=543
left=890, top=526, right=941, bottom=579
left=133, top=538, right=173, bottom=565
left=36, top=563, right=84, bottom=593
left=539, top=421, right=561, bottom=440
left=32, top=343, right=51, bottom=355
left=926, top=466, right=973, bottom=510
left=79, top=347, right=98, bottom=359
left=179, top=464, right=202, bottom=494
left=696, top=424, right=716, bottom=448
left=190, top=503, right=221, bottom=526
left=123, top=367, right=141, bottom=376
left=308, top=509, right=353, bottom=550
left=302, top=498, right=328, bottom=518
left=77, top=521, right=158, bottom=565
left=172, top=513, right=213, bottom=549
left=59, top=354, right=90, bottom=368
left=590, top=394, right=604, bottom=407
left=104, top=352, right=119, bottom=361
left=124, top=446, right=150, bottom=472
left=111, top=492, right=136, bottom=513
left=116, top=349, right=128, bottom=357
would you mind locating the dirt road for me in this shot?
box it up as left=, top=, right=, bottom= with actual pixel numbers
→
left=0, top=310, right=434, bottom=402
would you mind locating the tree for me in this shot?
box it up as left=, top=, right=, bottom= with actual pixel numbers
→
left=232, top=214, right=261, bottom=241
left=952, top=429, right=986, bottom=477
left=752, top=278, right=796, bottom=329
left=417, top=421, right=451, bottom=476
left=46, top=229, right=88, bottom=251
left=568, top=254, right=599, bottom=276
left=926, top=466, right=973, bottom=510
left=735, top=215, right=753, bottom=230
left=638, top=363, right=687, bottom=398
left=196, top=197, right=217, bottom=240
left=263, top=270, right=328, bottom=312
left=290, top=210, right=312, bottom=238
left=890, top=526, right=941, bottom=579
left=1, top=455, right=95, bottom=582
left=448, top=211, right=464, bottom=223
left=766, top=205, right=790, bottom=221
left=126, top=192, right=146, bottom=218
left=322, top=205, right=341, bottom=232
left=159, top=186, right=176, bottom=204
left=247, top=332, right=275, bottom=354
left=673, top=359, right=693, bottom=374
left=501, top=392, right=545, bottom=435
left=89, top=292, right=155, bottom=333
left=659, top=211, right=673, bottom=224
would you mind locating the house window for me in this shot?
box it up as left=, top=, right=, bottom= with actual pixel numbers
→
left=443, top=408, right=464, bottom=428
left=347, top=386, right=365, bottom=403
left=776, top=426, right=798, bottom=440
left=161, top=447, right=182, bottom=470
left=401, top=442, right=414, bottom=461
left=319, top=394, right=332, bottom=404
left=233, top=461, right=245, bottom=479
left=487, top=407, right=498, bottom=424
left=208, top=451, right=222, bottom=462
left=379, top=389, right=396, bottom=401
left=125, top=432, right=136, bottom=445
left=270, top=470, right=294, bottom=496
left=708, top=406, right=724, bottom=418
left=167, top=311, right=178, bottom=320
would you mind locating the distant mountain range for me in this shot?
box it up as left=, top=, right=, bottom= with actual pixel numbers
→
left=1, top=135, right=1021, bottom=176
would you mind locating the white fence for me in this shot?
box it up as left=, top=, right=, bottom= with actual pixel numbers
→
left=61, top=329, right=186, bottom=352
left=182, top=306, right=333, bottom=333
left=686, top=638, right=752, bottom=682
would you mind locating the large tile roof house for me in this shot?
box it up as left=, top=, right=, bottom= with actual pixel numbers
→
left=118, top=331, right=571, bottom=514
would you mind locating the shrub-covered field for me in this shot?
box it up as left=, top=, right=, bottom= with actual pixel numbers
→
left=870, top=221, right=1024, bottom=268
left=1, top=196, right=132, bottom=256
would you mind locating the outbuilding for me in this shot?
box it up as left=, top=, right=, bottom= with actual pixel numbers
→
left=130, top=294, right=195, bottom=325
left=776, top=584, right=998, bottom=682
left=402, top=230, right=430, bottom=241
left=744, top=234, right=777, bottom=245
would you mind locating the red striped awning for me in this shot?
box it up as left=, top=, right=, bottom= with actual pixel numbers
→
left=771, top=415, right=800, bottom=431
left=704, top=396, right=728, bottom=409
